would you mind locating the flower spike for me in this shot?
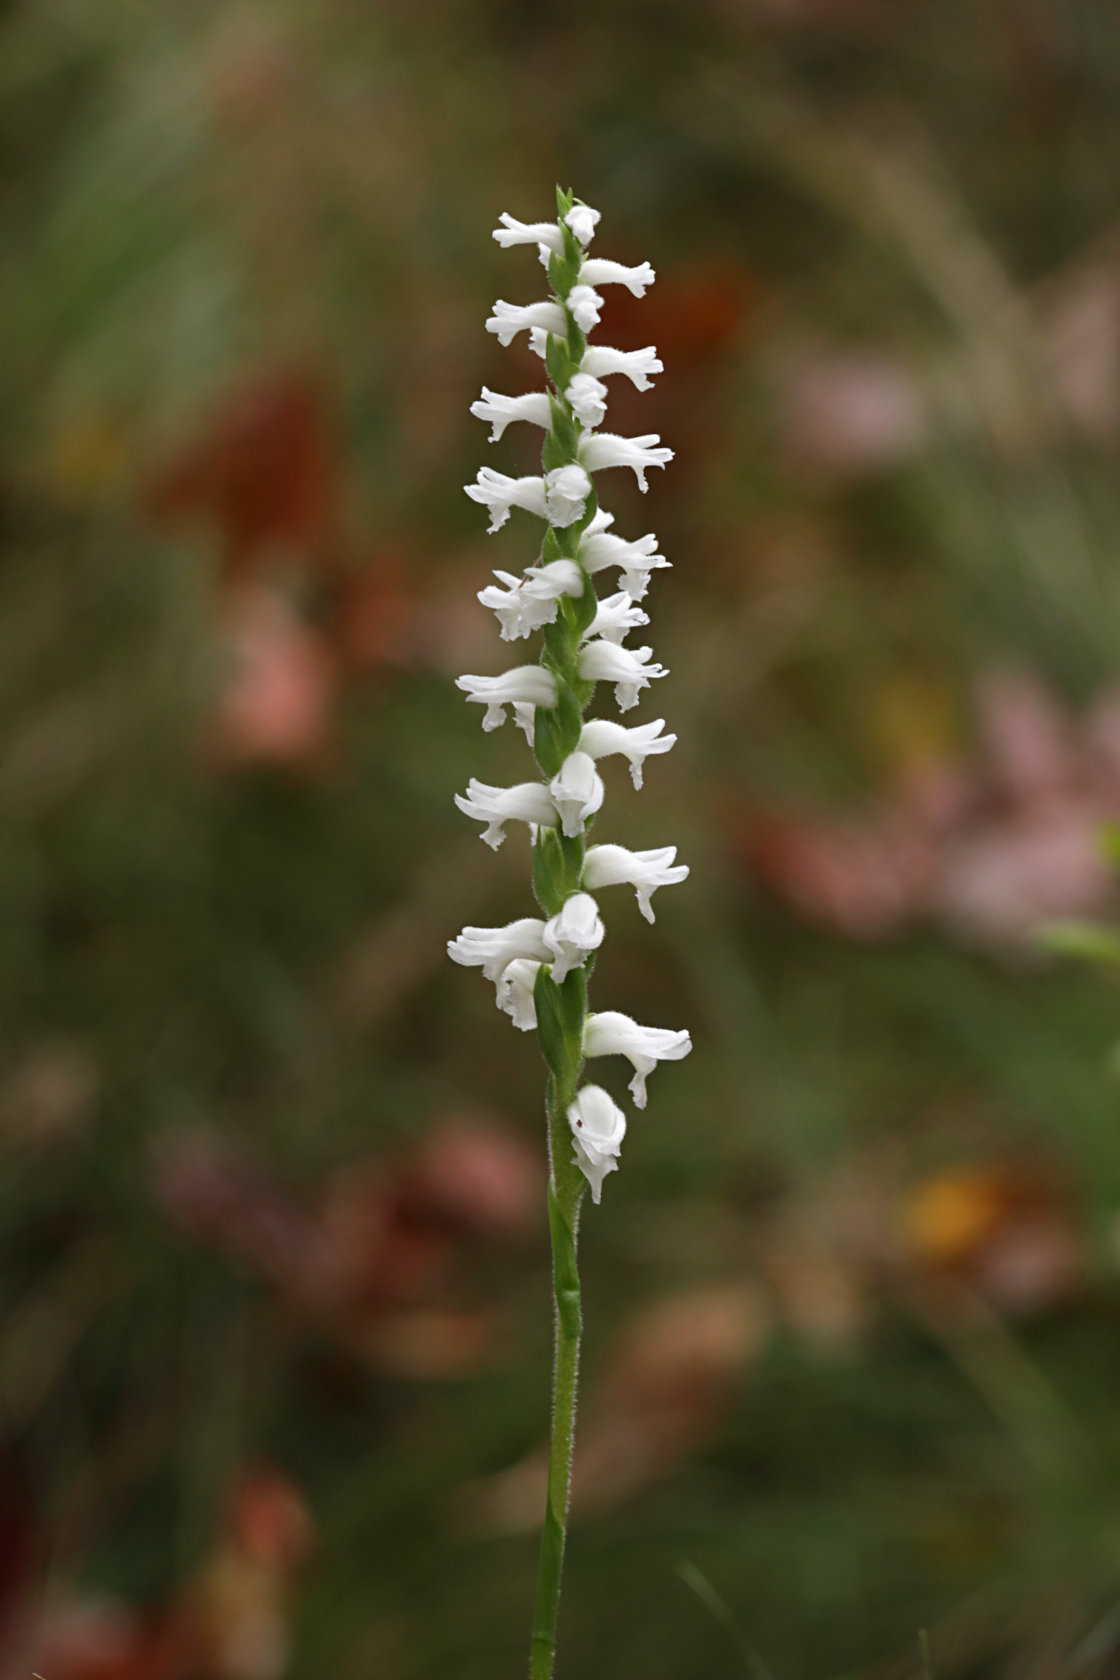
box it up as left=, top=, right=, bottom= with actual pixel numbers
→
left=451, top=194, right=690, bottom=1680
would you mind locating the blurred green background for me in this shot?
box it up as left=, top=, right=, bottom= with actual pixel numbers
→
left=6, top=2, right=1120, bottom=1676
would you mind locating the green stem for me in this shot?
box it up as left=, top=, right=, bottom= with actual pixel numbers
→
left=529, top=1168, right=582, bottom=1680
left=528, top=187, right=595, bottom=1679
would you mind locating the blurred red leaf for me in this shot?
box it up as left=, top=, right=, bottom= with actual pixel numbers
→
left=151, top=1120, right=540, bottom=1374
left=147, top=370, right=338, bottom=582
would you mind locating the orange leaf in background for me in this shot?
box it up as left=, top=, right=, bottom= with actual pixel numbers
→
left=901, top=1162, right=1083, bottom=1315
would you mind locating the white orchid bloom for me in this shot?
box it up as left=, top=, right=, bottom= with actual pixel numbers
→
left=566, top=284, right=604, bottom=334
left=492, top=213, right=564, bottom=255
left=497, top=957, right=542, bottom=1031
left=486, top=298, right=566, bottom=347
left=567, top=1084, right=625, bottom=1203
left=478, top=560, right=584, bottom=641
left=579, top=525, right=671, bottom=602
left=564, top=203, right=601, bottom=245
left=544, top=464, right=592, bottom=526
left=579, top=640, right=668, bottom=711
left=548, top=751, right=605, bottom=838
left=579, top=344, right=663, bottom=390
left=470, top=388, right=551, bottom=442
left=579, top=431, right=674, bottom=492
left=584, top=591, right=650, bottom=645
left=454, top=197, right=689, bottom=1236
left=565, top=373, right=608, bottom=430
left=455, top=665, right=558, bottom=731
left=579, top=718, right=677, bottom=789
left=464, top=468, right=547, bottom=531
left=464, top=465, right=590, bottom=532
left=447, top=918, right=550, bottom=983
left=582, top=843, right=689, bottom=923
left=583, top=1011, right=692, bottom=1109
left=578, top=259, right=655, bottom=297
left=453, top=779, right=556, bottom=850
left=543, top=892, right=605, bottom=983
left=512, top=701, right=537, bottom=745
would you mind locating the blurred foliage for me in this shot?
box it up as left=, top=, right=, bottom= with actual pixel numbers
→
left=6, top=1, right=1120, bottom=1677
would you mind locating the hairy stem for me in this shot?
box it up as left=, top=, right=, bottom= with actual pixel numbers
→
left=529, top=1164, right=583, bottom=1680
left=528, top=186, right=594, bottom=1679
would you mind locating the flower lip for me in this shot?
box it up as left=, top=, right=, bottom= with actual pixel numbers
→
left=583, top=1009, right=692, bottom=1108
left=579, top=432, right=674, bottom=493
left=566, top=1083, right=626, bottom=1203
left=548, top=750, right=605, bottom=838
left=582, top=843, right=690, bottom=922
left=544, top=465, right=592, bottom=528
left=543, top=892, right=605, bottom=983
left=564, top=203, right=601, bottom=246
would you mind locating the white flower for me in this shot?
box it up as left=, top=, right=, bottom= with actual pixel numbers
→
left=578, top=259, right=655, bottom=297
left=579, top=432, right=674, bottom=492
left=464, top=468, right=547, bottom=532
left=579, top=717, right=677, bottom=789
left=579, top=640, right=668, bottom=711
left=583, top=1010, right=691, bottom=1108
left=447, top=917, right=549, bottom=982
left=567, top=1084, right=625, bottom=1204
left=566, top=284, right=604, bottom=334
left=524, top=558, right=584, bottom=595
left=548, top=751, right=605, bottom=837
left=565, top=373, right=608, bottom=430
left=486, top=299, right=566, bottom=347
left=579, top=525, right=671, bottom=602
left=512, top=701, right=537, bottom=745
left=478, top=560, right=583, bottom=641
left=544, top=464, right=592, bottom=527
left=493, top=213, right=564, bottom=254
left=584, top=591, right=649, bottom=645
left=455, top=665, right=558, bottom=731
left=528, top=327, right=551, bottom=360
left=582, top=506, right=615, bottom=538
left=582, top=843, right=689, bottom=923
left=543, top=892, right=604, bottom=982
left=470, top=388, right=551, bottom=442
left=564, top=203, right=601, bottom=246
left=580, top=344, right=663, bottom=391
left=497, top=957, right=541, bottom=1030
left=454, top=778, right=556, bottom=850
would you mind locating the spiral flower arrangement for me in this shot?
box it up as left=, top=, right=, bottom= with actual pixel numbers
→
left=448, top=189, right=690, bottom=1678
